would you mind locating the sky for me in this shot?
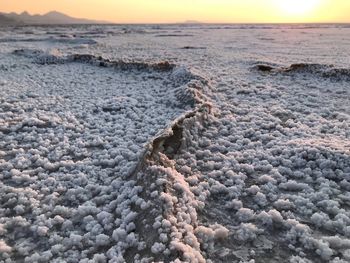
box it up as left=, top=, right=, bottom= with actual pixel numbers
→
left=0, top=0, right=349, bottom=23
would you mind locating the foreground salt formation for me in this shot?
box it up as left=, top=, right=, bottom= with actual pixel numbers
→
left=0, top=49, right=208, bottom=262
left=0, top=24, right=350, bottom=262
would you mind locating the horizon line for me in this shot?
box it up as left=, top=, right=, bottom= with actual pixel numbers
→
left=1, top=10, right=350, bottom=25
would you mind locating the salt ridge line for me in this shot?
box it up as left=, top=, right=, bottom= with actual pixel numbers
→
left=132, top=97, right=220, bottom=262
left=12, top=49, right=176, bottom=72
left=120, top=62, right=219, bottom=262
left=125, top=110, right=216, bottom=262
left=253, top=63, right=350, bottom=81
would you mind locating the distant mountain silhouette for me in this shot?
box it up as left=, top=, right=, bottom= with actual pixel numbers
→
left=0, top=13, right=16, bottom=24
left=183, top=20, right=202, bottom=24
left=0, top=11, right=107, bottom=25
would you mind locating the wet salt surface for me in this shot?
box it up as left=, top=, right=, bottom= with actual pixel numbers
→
left=0, top=24, right=349, bottom=263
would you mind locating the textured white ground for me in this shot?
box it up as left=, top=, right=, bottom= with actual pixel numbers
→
left=0, top=24, right=350, bottom=263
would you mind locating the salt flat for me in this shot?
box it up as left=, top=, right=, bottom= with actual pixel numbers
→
left=0, top=24, right=349, bottom=263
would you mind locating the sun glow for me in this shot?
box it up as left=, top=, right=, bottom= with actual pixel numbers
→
left=0, top=0, right=349, bottom=23
left=275, top=0, right=321, bottom=16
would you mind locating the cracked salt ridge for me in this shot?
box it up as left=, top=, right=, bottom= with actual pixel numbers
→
left=253, top=62, right=350, bottom=81
left=122, top=70, right=217, bottom=262
left=12, top=49, right=175, bottom=71
left=123, top=76, right=234, bottom=263
left=0, top=50, right=213, bottom=262
left=11, top=50, right=195, bottom=86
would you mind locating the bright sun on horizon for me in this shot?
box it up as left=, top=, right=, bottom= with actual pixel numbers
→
left=275, top=0, right=321, bottom=16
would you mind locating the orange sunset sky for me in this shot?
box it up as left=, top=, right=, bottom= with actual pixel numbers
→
left=0, top=0, right=349, bottom=23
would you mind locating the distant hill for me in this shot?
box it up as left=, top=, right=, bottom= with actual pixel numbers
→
left=0, top=13, right=16, bottom=25
left=0, top=11, right=108, bottom=25
left=183, top=20, right=203, bottom=24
